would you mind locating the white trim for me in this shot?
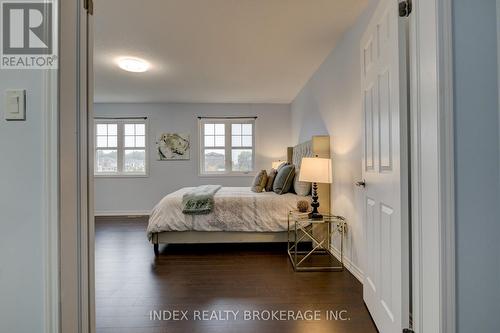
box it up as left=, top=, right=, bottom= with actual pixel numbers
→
left=497, top=0, right=500, bottom=183
left=41, top=69, right=59, bottom=333
left=198, top=117, right=256, bottom=176
left=198, top=172, right=256, bottom=178
left=94, top=174, right=149, bottom=178
left=78, top=6, right=90, bottom=331
left=330, top=245, right=364, bottom=283
left=409, top=0, right=455, bottom=331
left=94, top=118, right=149, bottom=177
left=40, top=1, right=60, bottom=332
left=94, top=210, right=150, bottom=217
left=437, top=0, right=455, bottom=332
left=59, top=0, right=92, bottom=331
left=87, top=11, right=96, bottom=333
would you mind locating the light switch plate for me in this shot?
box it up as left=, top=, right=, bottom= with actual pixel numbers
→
left=5, top=90, right=26, bottom=121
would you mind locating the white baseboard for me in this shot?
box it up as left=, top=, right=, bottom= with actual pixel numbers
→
left=94, top=210, right=150, bottom=217
left=330, top=245, right=364, bottom=283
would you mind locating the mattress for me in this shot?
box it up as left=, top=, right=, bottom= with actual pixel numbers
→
left=147, top=187, right=307, bottom=239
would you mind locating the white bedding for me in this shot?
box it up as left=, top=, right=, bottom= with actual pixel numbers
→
left=147, top=187, right=306, bottom=239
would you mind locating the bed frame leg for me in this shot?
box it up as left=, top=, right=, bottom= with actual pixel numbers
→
left=153, top=233, right=160, bottom=256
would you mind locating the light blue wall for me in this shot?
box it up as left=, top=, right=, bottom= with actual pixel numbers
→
left=0, top=71, right=46, bottom=331
left=453, top=0, right=500, bottom=332
left=290, top=0, right=379, bottom=274
left=94, top=103, right=291, bottom=214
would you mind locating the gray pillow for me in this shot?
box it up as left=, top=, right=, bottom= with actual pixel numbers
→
left=273, top=164, right=295, bottom=195
left=293, top=169, right=311, bottom=196
left=276, top=162, right=289, bottom=172
left=251, top=170, right=268, bottom=193
left=265, top=169, right=277, bottom=192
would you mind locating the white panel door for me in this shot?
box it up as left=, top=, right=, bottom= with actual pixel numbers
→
left=360, top=0, right=409, bottom=332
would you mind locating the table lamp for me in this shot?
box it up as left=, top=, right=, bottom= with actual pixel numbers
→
left=299, top=157, right=332, bottom=219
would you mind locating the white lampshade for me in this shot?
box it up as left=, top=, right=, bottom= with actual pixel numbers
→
left=272, top=161, right=283, bottom=169
left=299, top=157, right=332, bottom=184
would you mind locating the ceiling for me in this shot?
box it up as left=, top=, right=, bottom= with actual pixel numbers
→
left=94, top=0, right=368, bottom=104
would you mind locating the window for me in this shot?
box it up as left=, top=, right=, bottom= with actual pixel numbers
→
left=199, top=118, right=255, bottom=175
left=94, top=119, right=148, bottom=176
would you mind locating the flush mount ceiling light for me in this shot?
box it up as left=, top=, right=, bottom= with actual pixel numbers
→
left=117, top=57, right=150, bottom=73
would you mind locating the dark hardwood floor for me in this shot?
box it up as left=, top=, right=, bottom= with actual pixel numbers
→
left=95, top=217, right=378, bottom=333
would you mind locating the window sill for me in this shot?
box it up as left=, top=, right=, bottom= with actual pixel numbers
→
left=198, top=172, right=256, bottom=178
left=94, top=173, right=149, bottom=178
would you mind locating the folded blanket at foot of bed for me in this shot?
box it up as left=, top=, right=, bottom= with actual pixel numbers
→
left=181, top=185, right=222, bottom=215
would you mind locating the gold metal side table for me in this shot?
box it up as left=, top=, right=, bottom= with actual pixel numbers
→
left=287, top=211, right=347, bottom=272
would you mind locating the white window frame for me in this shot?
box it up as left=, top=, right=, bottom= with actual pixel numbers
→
left=198, top=117, right=256, bottom=176
left=94, top=118, right=149, bottom=177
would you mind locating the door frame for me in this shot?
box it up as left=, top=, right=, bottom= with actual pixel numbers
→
left=51, top=0, right=456, bottom=332
left=408, top=0, right=455, bottom=332
left=58, top=0, right=94, bottom=332
left=497, top=0, right=500, bottom=177
left=41, top=46, right=59, bottom=333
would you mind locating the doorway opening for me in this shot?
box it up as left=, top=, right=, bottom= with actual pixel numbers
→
left=56, top=0, right=456, bottom=332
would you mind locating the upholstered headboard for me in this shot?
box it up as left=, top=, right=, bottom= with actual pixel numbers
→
left=291, top=140, right=313, bottom=168
left=287, top=135, right=331, bottom=214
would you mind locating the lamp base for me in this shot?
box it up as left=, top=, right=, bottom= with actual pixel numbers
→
left=309, top=182, right=322, bottom=220
left=308, top=212, right=323, bottom=220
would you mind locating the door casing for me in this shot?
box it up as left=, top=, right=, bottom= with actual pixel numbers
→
left=58, top=0, right=94, bottom=332
left=409, top=0, right=455, bottom=332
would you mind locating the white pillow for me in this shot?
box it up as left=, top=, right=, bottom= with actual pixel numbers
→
left=293, top=169, right=311, bottom=196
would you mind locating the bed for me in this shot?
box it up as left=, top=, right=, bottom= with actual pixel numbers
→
left=147, top=136, right=330, bottom=255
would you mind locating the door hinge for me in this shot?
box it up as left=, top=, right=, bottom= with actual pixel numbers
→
left=84, top=0, right=94, bottom=15
left=403, top=329, right=415, bottom=333
left=399, top=0, right=412, bottom=17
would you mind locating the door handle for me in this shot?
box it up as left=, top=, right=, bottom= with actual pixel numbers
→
left=355, top=180, right=366, bottom=188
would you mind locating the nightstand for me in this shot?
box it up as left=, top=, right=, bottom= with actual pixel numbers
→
left=287, top=210, right=347, bottom=272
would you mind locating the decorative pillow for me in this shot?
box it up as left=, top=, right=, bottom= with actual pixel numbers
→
left=276, top=162, right=289, bottom=172
left=293, top=169, right=311, bottom=196
left=251, top=170, right=268, bottom=193
left=265, top=169, right=277, bottom=192
left=273, top=164, right=296, bottom=195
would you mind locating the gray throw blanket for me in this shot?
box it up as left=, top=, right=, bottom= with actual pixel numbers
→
left=182, top=185, right=222, bottom=215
